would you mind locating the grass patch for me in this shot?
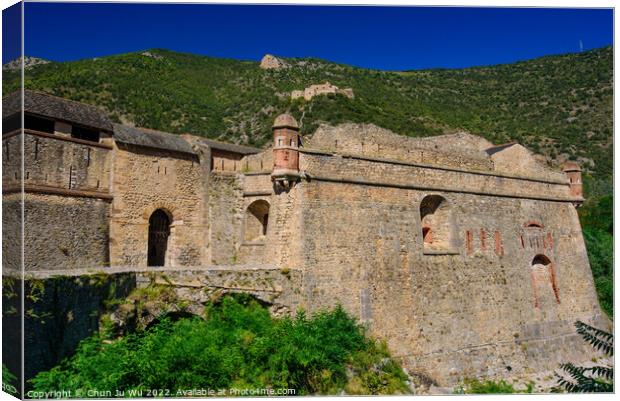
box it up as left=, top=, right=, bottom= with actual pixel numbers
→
left=455, top=378, right=534, bottom=394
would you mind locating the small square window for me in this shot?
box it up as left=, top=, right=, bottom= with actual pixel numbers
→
left=72, top=125, right=100, bottom=142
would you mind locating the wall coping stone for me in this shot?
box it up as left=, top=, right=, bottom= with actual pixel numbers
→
left=15, top=264, right=290, bottom=279
left=300, top=147, right=568, bottom=186
left=5, top=129, right=114, bottom=150
left=3, top=183, right=113, bottom=200
left=302, top=173, right=582, bottom=203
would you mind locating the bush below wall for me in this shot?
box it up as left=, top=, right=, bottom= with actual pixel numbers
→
left=30, top=294, right=411, bottom=396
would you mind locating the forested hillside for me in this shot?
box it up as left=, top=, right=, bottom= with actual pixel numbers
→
left=2, top=46, right=612, bottom=184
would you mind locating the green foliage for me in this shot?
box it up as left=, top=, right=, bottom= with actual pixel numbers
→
left=555, top=321, right=613, bottom=393
left=574, top=320, right=614, bottom=356
left=3, top=46, right=612, bottom=182
left=455, top=378, right=533, bottom=394
left=29, top=294, right=410, bottom=396
left=2, top=364, right=18, bottom=395
left=582, top=228, right=613, bottom=316
left=579, top=183, right=613, bottom=317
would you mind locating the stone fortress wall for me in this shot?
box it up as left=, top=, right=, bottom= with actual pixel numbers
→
left=262, top=121, right=605, bottom=384
left=3, top=111, right=114, bottom=271
left=2, top=90, right=607, bottom=387
left=109, top=143, right=205, bottom=267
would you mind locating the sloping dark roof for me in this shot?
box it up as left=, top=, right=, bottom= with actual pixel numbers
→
left=4, top=90, right=261, bottom=155
left=200, top=138, right=261, bottom=155
left=3, top=90, right=113, bottom=131
left=113, top=124, right=196, bottom=155
left=485, top=142, right=517, bottom=156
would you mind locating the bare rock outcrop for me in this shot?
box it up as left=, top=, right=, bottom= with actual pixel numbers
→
left=260, top=54, right=288, bottom=70
left=2, top=56, right=50, bottom=71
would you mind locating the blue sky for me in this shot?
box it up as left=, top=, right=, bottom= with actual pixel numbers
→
left=2, top=2, right=614, bottom=70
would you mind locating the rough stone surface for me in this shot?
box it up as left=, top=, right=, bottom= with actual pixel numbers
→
left=6, top=266, right=300, bottom=388
left=2, top=56, right=50, bottom=71
left=24, top=194, right=110, bottom=270
left=2, top=94, right=606, bottom=388
left=259, top=54, right=287, bottom=70
left=109, top=144, right=205, bottom=267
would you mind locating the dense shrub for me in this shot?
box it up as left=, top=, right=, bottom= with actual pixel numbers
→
left=29, top=295, right=410, bottom=396
left=582, top=228, right=613, bottom=317
left=579, top=188, right=613, bottom=317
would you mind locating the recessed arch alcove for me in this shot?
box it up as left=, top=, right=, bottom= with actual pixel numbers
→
left=244, top=200, right=270, bottom=242
left=419, top=194, right=455, bottom=253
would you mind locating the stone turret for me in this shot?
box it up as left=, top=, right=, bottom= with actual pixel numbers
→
left=271, top=113, right=300, bottom=190
left=562, top=161, right=583, bottom=201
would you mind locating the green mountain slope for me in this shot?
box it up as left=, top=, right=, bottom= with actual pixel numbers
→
left=2, top=47, right=612, bottom=182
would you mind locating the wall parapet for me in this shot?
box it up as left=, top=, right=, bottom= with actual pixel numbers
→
left=300, top=148, right=568, bottom=185
left=300, top=151, right=580, bottom=202
left=302, top=173, right=579, bottom=203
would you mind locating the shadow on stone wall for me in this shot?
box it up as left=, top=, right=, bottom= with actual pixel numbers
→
left=12, top=274, right=137, bottom=390
left=6, top=266, right=301, bottom=391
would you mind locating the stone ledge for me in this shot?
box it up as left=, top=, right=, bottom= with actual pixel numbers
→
left=19, top=129, right=114, bottom=149
left=243, top=191, right=272, bottom=197
left=3, top=183, right=113, bottom=200
left=17, top=264, right=293, bottom=279
left=422, top=249, right=460, bottom=256
left=303, top=173, right=579, bottom=203
left=243, top=171, right=271, bottom=176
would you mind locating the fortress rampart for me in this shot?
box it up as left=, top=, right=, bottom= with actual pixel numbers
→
left=2, top=90, right=608, bottom=388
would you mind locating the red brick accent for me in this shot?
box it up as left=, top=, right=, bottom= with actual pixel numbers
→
left=530, top=269, right=540, bottom=309
left=494, top=231, right=503, bottom=256
left=549, top=263, right=561, bottom=304
left=480, top=228, right=487, bottom=251
left=546, top=233, right=554, bottom=249
left=422, top=225, right=433, bottom=244
left=466, top=230, right=473, bottom=255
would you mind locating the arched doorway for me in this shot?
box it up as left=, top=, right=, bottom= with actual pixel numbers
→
left=148, top=209, right=171, bottom=266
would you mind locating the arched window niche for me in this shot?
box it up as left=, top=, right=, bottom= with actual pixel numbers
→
left=419, top=194, right=458, bottom=255
left=530, top=254, right=561, bottom=308
left=244, top=200, right=270, bottom=243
